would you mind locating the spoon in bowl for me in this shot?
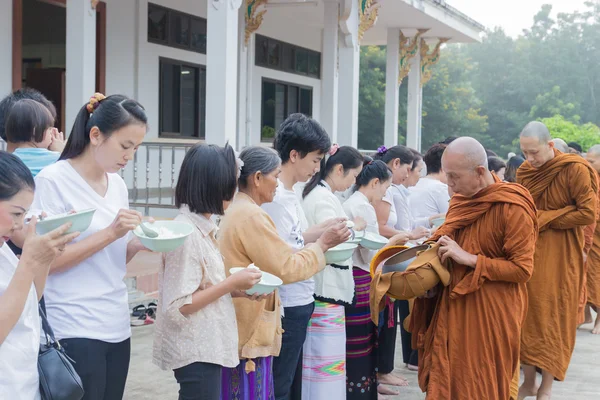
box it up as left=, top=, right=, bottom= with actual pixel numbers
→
left=140, top=222, right=159, bottom=238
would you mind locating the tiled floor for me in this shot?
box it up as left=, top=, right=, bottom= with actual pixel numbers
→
left=124, top=319, right=600, bottom=400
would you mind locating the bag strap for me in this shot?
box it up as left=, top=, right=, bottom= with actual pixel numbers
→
left=38, top=304, right=61, bottom=349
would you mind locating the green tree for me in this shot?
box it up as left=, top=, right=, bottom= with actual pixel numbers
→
left=529, top=86, right=581, bottom=122
left=540, top=115, right=600, bottom=151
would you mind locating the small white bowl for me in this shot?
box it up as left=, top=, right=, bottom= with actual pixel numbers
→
left=229, top=266, right=283, bottom=296
left=431, top=217, right=446, bottom=228
left=35, top=208, right=96, bottom=235
left=346, top=229, right=365, bottom=244
left=133, top=221, right=194, bottom=253
left=360, top=231, right=388, bottom=250
left=325, top=242, right=358, bottom=264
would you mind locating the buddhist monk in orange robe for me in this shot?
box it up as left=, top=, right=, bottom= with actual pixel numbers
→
left=517, top=122, right=598, bottom=400
left=408, top=137, right=538, bottom=400
left=583, top=145, right=600, bottom=333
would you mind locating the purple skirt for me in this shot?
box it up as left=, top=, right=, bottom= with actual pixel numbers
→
left=221, top=357, right=275, bottom=400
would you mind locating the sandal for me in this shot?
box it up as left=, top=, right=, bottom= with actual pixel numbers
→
left=131, top=304, right=146, bottom=318
left=146, top=302, right=157, bottom=319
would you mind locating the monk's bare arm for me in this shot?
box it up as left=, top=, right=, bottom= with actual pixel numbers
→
left=476, top=205, right=536, bottom=283
left=549, top=164, right=597, bottom=230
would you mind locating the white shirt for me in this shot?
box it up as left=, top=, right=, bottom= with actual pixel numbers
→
left=393, top=184, right=431, bottom=232
left=32, top=160, right=131, bottom=342
left=382, top=186, right=398, bottom=228
left=408, top=177, right=450, bottom=219
left=261, top=181, right=315, bottom=308
left=302, top=181, right=354, bottom=304
left=0, top=244, right=41, bottom=400
left=343, top=191, right=379, bottom=272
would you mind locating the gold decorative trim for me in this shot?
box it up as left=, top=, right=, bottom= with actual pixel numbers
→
left=420, top=37, right=450, bottom=87
left=245, top=0, right=268, bottom=46
left=358, top=0, right=380, bottom=44
left=398, top=29, right=428, bottom=85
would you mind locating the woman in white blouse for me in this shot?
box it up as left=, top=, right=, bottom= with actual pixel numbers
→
left=153, top=144, right=263, bottom=400
left=0, top=151, right=79, bottom=400
left=342, top=157, right=405, bottom=399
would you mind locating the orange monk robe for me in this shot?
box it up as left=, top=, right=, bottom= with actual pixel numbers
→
left=518, top=151, right=599, bottom=381
left=408, top=180, right=538, bottom=400
left=578, top=172, right=600, bottom=324
left=586, top=172, right=600, bottom=309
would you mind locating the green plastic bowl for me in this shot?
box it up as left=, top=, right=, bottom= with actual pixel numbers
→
left=133, top=220, right=194, bottom=253
left=229, top=266, right=283, bottom=295
left=346, top=229, right=365, bottom=244
left=35, top=208, right=96, bottom=235
left=360, top=231, right=388, bottom=250
left=325, top=243, right=358, bottom=264
left=431, top=217, right=446, bottom=228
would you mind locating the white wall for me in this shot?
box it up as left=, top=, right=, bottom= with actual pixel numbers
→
left=104, top=0, right=137, bottom=99
left=0, top=0, right=13, bottom=98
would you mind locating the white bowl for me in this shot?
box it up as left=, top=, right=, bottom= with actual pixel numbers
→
left=346, top=229, right=365, bottom=244
left=133, top=221, right=194, bottom=252
left=229, top=267, right=283, bottom=296
left=35, top=208, right=96, bottom=235
left=325, top=243, right=358, bottom=264
left=360, top=231, right=388, bottom=250
left=431, top=217, right=446, bottom=228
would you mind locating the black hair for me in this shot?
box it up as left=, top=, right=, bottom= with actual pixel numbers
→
left=59, top=95, right=147, bottom=161
left=238, top=146, right=281, bottom=189
left=439, top=137, right=458, bottom=145
left=423, top=143, right=447, bottom=174
left=355, top=157, right=392, bottom=189
left=0, top=88, right=57, bottom=141
left=5, top=99, right=55, bottom=144
left=303, top=146, right=363, bottom=198
left=373, top=145, right=414, bottom=166
left=485, top=149, right=498, bottom=157
left=409, top=149, right=423, bottom=171
left=504, top=155, right=525, bottom=183
left=568, top=142, right=583, bottom=153
left=273, top=113, right=331, bottom=164
left=175, top=143, right=237, bottom=216
left=487, top=156, right=506, bottom=174
left=0, top=151, right=35, bottom=201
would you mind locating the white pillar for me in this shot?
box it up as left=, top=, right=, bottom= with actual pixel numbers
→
left=66, top=0, right=96, bottom=132
left=406, top=41, right=422, bottom=151
left=384, top=28, right=400, bottom=147
left=336, top=0, right=360, bottom=147
left=0, top=0, right=12, bottom=98
left=320, top=0, right=339, bottom=141
left=206, top=0, right=241, bottom=147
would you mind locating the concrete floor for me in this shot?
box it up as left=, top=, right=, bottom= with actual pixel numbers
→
left=124, top=320, right=600, bottom=400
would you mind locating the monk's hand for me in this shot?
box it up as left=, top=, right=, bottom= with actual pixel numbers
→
left=437, top=236, right=478, bottom=268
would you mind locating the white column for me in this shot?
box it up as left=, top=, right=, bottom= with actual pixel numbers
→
left=336, top=0, right=360, bottom=147
left=406, top=41, right=422, bottom=151
left=237, top=4, right=254, bottom=150
left=0, top=0, right=12, bottom=97
left=66, top=0, right=96, bottom=132
left=320, top=0, right=339, bottom=141
left=384, top=28, right=400, bottom=147
left=206, top=0, right=241, bottom=147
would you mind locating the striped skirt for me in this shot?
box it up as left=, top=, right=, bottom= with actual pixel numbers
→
left=221, top=357, right=275, bottom=400
left=301, top=300, right=346, bottom=400
left=345, top=267, right=378, bottom=399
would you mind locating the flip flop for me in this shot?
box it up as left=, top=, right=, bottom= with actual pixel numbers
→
left=131, top=304, right=146, bottom=318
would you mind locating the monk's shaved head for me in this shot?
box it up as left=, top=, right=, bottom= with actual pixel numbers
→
left=520, top=121, right=552, bottom=143
left=444, top=137, right=489, bottom=170
left=442, top=137, right=495, bottom=197
left=551, top=138, right=569, bottom=153
left=586, top=144, right=600, bottom=173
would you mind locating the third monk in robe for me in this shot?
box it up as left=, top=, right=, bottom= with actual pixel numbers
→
left=583, top=145, right=600, bottom=334
left=517, top=122, right=598, bottom=400
left=408, top=137, right=538, bottom=400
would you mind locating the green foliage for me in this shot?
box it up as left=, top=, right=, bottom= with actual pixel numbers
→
left=540, top=115, right=600, bottom=151
left=261, top=126, right=275, bottom=140
left=357, top=1, right=600, bottom=156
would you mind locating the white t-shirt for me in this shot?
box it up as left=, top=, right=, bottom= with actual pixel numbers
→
left=261, top=181, right=315, bottom=308
left=382, top=186, right=398, bottom=228
left=0, top=244, right=41, bottom=400
left=343, top=191, right=379, bottom=272
left=32, top=160, right=131, bottom=342
left=408, top=177, right=450, bottom=219
left=393, top=184, right=431, bottom=232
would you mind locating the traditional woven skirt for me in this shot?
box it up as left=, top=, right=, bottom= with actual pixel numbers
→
left=221, top=357, right=275, bottom=400
left=301, top=300, right=346, bottom=400
left=345, top=267, right=378, bottom=399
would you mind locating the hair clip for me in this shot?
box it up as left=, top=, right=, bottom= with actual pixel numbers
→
left=329, top=143, right=339, bottom=156
left=368, top=160, right=373, bottom=165
left=86, top=92, right=106, bottom=114
left=377, top=145, right=388, bottom=155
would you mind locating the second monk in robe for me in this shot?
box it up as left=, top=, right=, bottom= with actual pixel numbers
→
left=583, top=145, right=600, bottom=334
left=408, top=137, right=538, bottom=400
left=518, top=122, right=598, bottom=399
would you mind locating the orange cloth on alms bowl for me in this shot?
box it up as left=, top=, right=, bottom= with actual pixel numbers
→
left=369, top=244, right=450, bottom=325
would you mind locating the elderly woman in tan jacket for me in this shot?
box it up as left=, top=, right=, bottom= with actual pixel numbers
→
left=219, top=146, right=349, bottom=399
